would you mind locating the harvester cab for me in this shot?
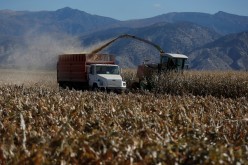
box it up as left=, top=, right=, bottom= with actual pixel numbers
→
left=159, top=53, right=188, bottom=71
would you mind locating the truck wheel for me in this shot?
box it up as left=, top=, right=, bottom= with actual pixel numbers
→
left=92, top=84, right=99, bottom=92
left=59, top=82, right=65, bottom=89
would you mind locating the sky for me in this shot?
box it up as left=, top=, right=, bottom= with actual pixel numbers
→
left=0, top=0, right=248, bottom=20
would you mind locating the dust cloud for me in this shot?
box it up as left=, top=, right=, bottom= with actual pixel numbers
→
left=0, top=32, right=114, bottom=85
left=5, top=32, right=83, bottom=70
left=4, top=32, right=113, bottom=70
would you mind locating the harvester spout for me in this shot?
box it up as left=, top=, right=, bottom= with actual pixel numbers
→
left=90, top=34, right=165, bottom=55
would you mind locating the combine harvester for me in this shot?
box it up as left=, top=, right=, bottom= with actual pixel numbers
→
left=57, top=34, right=188, bottom=91
left=88, top=34, right=188, bottom=89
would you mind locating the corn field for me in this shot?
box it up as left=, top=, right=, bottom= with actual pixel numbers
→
left=0, top=69, right=248, bottom=164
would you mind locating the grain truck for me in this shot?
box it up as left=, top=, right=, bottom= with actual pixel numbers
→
left=57, top=53, right=126, bottom=92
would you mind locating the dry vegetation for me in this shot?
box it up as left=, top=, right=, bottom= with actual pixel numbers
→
left=0, top=69, right=248, bottom=164
left=151, top=71, right=248, bottom=98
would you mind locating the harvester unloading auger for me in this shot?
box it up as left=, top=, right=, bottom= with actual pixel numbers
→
left=90, top=34, right=188, bottom=89
left=90, top=34, right=165, bottom=55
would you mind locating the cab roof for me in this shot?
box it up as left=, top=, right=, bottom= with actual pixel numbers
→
left=163, top=53, right=188, bottom=59
left=92, top=64, right=118, bottom=66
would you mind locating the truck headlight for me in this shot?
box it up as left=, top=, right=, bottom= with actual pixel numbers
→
left=122, top=82, right=126, bottom=87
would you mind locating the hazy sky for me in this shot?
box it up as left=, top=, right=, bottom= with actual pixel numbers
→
left=0, top=0, right=248, bottom=20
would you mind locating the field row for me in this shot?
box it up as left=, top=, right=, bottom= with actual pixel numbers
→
left=1, top=69, right=248, bottom=98
left=123, top=70, right=248, bottom=98
left=0, top=84, right=248, bottom=164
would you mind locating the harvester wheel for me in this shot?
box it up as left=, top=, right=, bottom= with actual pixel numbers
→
left=139, top=80, right=147, bottom=90
left=131, top=82, right=140, bottom=90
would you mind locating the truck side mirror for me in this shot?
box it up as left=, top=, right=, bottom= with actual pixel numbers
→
left=89, top=66, right=94, bottom=75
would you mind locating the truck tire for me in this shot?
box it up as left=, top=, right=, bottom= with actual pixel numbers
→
left=59, top=82, right=66, bottom=89
left=92, top=83, right=99, bottom=91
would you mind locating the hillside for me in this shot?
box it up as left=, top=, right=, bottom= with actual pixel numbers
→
left=0, top=7, right=119, bottom=36
left=1, top=7, right=248, bottom=37
left=1, top=7, right=248, bottom=70
left=118, top=11, right=248, bottom=35
left=80, top=22, right=220, bottom=68
left=189, top=31, right=248, bottom=70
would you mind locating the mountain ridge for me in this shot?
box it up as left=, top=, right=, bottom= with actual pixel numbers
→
left=0, top=7, right=248, bottom=70
left=189, top=31, right=248, bottom=70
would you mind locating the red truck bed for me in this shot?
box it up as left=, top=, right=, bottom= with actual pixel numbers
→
left=57, top=53, right=115, bottom=83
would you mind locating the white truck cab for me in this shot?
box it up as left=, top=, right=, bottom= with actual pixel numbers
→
left=88, top=64, right=126, bottom=92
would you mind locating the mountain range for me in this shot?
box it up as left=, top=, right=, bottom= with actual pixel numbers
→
left=0, top=7, right=248, bottom=70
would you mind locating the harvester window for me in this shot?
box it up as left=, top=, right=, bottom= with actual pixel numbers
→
left=176, top=59, right=184, bottom=69
left=161, top=56, right=169, bottom=64
left=167, top=59, right=175, bottom=69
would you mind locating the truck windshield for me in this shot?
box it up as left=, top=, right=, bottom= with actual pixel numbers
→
left=96, top=65, right=120, bottom=75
